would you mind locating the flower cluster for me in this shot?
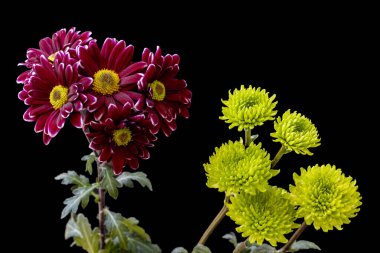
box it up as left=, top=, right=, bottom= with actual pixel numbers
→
left=204, top=85, right=361, bottom=248
left=204, top=140, right=279, bottom=195
left=220, top=85, right=277, bottom=131
left=17, top=28, right=191, bottom=174
left=290, top=164, right=362, bottom=232
left=227, top=187, right=299, bottom=246
left=271, top=109, right=320, bottom=155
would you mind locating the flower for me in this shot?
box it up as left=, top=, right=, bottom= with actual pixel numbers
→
left=271, top=110, right=320, bottom=155
left=290, top=164, right=362, bottom=232
left=227, top=187, right=299, bottom=246
left=138, top=46, right=192, bottom=136
left=86, top=103, right=157, bottom=174
left=18, top=52, right=95, bottom=145
left=204, top=140, right=279, bottom=195
left=79, top=38, right=147, bottom=121
left=17, top=27, right=92, bottom=84
left=220, top=85, right=277, bottom=131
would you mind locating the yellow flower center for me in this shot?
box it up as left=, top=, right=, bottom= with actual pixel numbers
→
left=113, top=127, right=132, bottom=146
left=93, top=69, right=120, bottom=95
left=49, top=85, right=69, bottom=110
left=149, top=80, right=166, bottom=101
left=48, top=52, right=58, bottom=63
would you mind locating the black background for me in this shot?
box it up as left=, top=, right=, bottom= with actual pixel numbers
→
left=6, top=3, right=376, bottom=253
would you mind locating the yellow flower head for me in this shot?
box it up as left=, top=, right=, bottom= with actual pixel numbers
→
left=227, top=187, right=299, bottom=246
left=220, top=85, right=277, bottom=131
left=271, top=110, right=320, bottom=155
left=204, top=140, right=279, bottom=195
left=290, top=164, right=362, bottom=232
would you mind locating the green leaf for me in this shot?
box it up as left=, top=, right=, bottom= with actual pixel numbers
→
left=74, top=214, right=99, bottom=253
left=251, top=134, right=259, bottom=142
left=104, top=209, right=129, bottom=250
left=82, top=152, right=96, bottom=175
left=246, top=244, right=276, bottom=253
left=171, top=247, right=189, bottom=253
left=104, top=209, right=157, bottom=253
left=126, top=236, right=161, bottom=253
left=192, top=244, right=212, bottom=253
left=289, top=240, right=321, bottom=252
left=101, top=166, right=121, bottom=199
left=222, top=232, right=238, bottom=247
left=117, top=171, right=153, bottom=191
left=122, top=217, right=151, bottom=242
left=55, top=170, right=90, bottom=187
left=65, top=215, right=82, bottom=239
left=61, top=184, right=97, bottom=219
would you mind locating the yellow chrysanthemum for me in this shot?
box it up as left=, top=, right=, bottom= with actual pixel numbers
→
left=271, top=110, right=320, bottom=155
left=290, top=164, right=362, bottom=232
left=204, top=140, right=279, bottom=195
left=227, top=187, right=299, bottom=246
left=220, top=85, right=277, bottom=131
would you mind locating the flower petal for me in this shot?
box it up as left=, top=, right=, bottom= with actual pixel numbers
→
left=119, top=61, right=147, bottom=77
left=112, top=150, right=125, bottom=175
left=70, top=112, right=83, bottom=128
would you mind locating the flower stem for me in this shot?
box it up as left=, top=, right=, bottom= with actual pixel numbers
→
left=81, top=111, right=106, bottom=250
left=97, top=163, right=106, bottom=250
left=271, top=145, right=287, bottom=168
left=197, top=197, right=229, bottom=245
left=233, top=240, right=247, bottom=253
left=279, top=221, right=307, bottom=252
left=244, top=128, right=252, bottom=147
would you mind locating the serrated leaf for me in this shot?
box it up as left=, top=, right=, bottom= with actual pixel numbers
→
left=74, top=214, right=99, bottom=253
left=82, top=152, right=96, bottom=175
left=289, top=240, right=321, bottom=252
left=222, top=232, right=238, bottom=247
left=61, top=184, right=97, bottom=219
left=55, top=170, right=90, bottom=187
left=65, top=216, right=82, bottom=239
left=171, top=247, right=189, bottom=253
left=101, top=166, right=121, bottom=199
left=104, top=209, right=129, bottom=250
left=123, top=217, right=151, bottom=242
left=192, top=244, right=212, bottom=253
left=127, top=236, right=161, bottom=253
left=117, top=171, right=153, bottom=191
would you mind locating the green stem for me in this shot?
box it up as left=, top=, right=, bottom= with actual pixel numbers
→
left=97, top=163, right=106, bottom=250
left=197, top=196, right=229, bottom=245
left=244, top=128, right=252, bottom=147
left=271, top=145, right=287, bottom=168
left=278, top=221, right=307, bottom=252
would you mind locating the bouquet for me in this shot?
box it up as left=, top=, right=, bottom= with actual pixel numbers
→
left=16, top=27, right=361, bottom=253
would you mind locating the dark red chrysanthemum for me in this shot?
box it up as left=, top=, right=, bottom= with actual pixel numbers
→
left=79, top=38, right=147, bottom=122
left=138, top=47, right=192, bottom=136
left=17, top=27, right=92, bottom=84
left=86, top=103, right=156, bottom=174
left=19, top=52, right=96, bottom=145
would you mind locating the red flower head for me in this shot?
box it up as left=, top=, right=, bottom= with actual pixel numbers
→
left=19, top=52, right=96, bottom=145
left=79, top=38, right=147, bottom=122
left=17, top=27, right=92, bottom=84
left=138, top=47, right=192, bottom=137
left=86, top=103, right=157, bottom=174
